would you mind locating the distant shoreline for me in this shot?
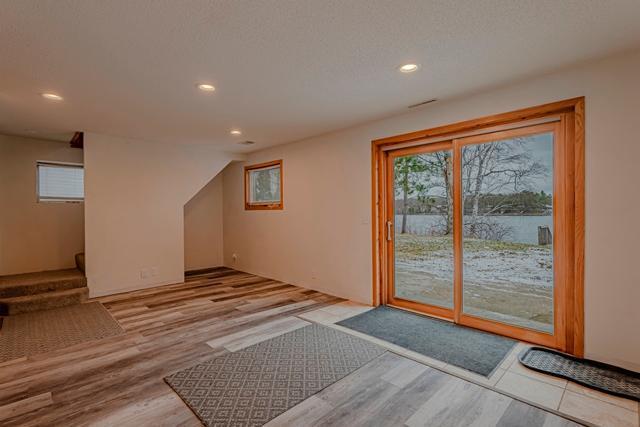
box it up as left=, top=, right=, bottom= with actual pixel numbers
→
left=396, top=213, right=552, bottom=217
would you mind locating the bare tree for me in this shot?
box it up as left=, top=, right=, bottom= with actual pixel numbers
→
left=394, top=136, right=548, bottom=241
left=462, top=137, right=548, bottom=239
left=417, top=151, right=453, bottom=235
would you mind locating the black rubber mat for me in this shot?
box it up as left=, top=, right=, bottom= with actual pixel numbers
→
left=519, top=347, right=640, bottom=401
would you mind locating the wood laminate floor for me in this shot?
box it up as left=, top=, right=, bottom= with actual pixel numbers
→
left=0, top=268, right=584, bottom=426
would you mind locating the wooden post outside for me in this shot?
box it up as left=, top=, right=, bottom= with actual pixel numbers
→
left=538, top=226, right=552, bottom=245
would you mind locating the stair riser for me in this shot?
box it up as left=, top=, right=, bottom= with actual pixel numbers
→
left=0, top=278, right=87, bottom=298
left=0, top=288, right=89, bottom=316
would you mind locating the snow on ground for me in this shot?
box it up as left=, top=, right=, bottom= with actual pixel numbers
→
left=395, top=235, right=552, bottom=288
left=394, top=235, right=554, bottom=330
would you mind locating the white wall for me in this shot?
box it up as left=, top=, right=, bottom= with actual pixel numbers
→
left=184, top=174, right=224, bottom=271
left=84, top=133, right=242, bottom=297
left=223, top=49, right=640, bottom=370
left=0, top=134, right=84, bottom=275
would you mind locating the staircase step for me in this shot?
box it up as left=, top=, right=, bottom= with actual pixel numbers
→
left=0, top=268, right=86, bottom=298
left=0, top=287, right=89, bottom=316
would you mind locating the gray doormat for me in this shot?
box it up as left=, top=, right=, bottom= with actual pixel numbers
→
left=337, top=306, right=516, bottom=377
left=0, top=302, right=124, bottom=363
left=520, top=347, right=640, bottom=401
left=164, top=323, right=386, bottom=427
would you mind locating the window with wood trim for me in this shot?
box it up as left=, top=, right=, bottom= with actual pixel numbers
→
left=244, top=160, right=283, bottom=210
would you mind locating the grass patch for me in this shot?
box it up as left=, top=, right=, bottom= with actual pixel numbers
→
left=396, top=234, right=542, bottom=260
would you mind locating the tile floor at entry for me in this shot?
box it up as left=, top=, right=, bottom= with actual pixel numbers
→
left=304, top=301, right=640, bottom=427
left=0, top=269, right=637, bottom=427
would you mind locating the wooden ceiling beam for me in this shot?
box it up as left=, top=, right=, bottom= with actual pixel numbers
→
left=70, top=131, right=83, bottom=149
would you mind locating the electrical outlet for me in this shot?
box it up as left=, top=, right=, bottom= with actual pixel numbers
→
left=140, top=269, right=149, bottom=279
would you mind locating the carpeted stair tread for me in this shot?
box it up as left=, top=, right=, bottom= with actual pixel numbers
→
left=0, top=287, right=89, bottom=316
left=0, top=268, right=86, bottom=298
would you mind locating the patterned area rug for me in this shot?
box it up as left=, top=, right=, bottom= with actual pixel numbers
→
left=165, top=323, right=386, bottom=426
left=520, top=347, right=640, bottom=401
left=0, top=302, right=124, bottom=363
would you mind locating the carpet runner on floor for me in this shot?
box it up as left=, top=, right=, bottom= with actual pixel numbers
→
left=0, top=302, right=124, bottom=363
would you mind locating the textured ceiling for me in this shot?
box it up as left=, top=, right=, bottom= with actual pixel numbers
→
left=1, top=0, right=640, bottom=152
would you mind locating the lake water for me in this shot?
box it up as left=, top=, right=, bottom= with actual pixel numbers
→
left=395, top=215, right=553, bottom=244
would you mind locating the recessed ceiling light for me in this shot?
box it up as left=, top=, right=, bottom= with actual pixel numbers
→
left=230, top=129, right=242, bottom=136
left=398, top=63, right=419, bottom=73
left=41, top=93, right=64, bottom=101
left=197, top=83, right=216, bottom=92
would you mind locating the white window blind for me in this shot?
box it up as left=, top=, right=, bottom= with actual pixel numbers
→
left=37, top=162, right=84, bottom=201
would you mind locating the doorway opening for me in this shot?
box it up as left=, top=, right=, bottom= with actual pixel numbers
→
left=372, top=98, right=584, bottom=355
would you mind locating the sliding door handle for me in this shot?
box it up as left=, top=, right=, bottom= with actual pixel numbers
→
left=387, top=221, right=393, bottom=241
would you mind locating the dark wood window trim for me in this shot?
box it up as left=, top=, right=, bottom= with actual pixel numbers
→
left=371, top=97, right=585, bottom=356
left=244, top=159, right=284, bottom=210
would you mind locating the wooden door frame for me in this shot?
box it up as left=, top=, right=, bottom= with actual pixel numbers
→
left=371, top=97, right=585, bottom=356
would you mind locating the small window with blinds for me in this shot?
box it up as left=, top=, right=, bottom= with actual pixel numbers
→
left=37, top=161, right=84, bottom=202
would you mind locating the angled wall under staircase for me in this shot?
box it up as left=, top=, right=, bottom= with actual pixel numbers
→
left=83, top=133, right=245, bottom=298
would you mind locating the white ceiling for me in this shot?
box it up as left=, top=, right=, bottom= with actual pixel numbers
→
left=2, top=0, right=640, bottom=152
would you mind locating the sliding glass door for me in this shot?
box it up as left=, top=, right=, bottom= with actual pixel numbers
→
left=387, top=143, right=455, bottom=319
left=386, top=122, right=566, bottom=347
left=458, top=125, right=556, bottom=334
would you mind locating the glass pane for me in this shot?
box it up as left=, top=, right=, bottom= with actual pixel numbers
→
left=394, top=150, right=454, bottom=308
left=249, top=166, right=280, bottom=203
left=461, top=132, right=554, bottom=333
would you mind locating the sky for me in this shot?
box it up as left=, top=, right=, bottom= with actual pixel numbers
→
left=515, top=132, right=554, bottom=194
